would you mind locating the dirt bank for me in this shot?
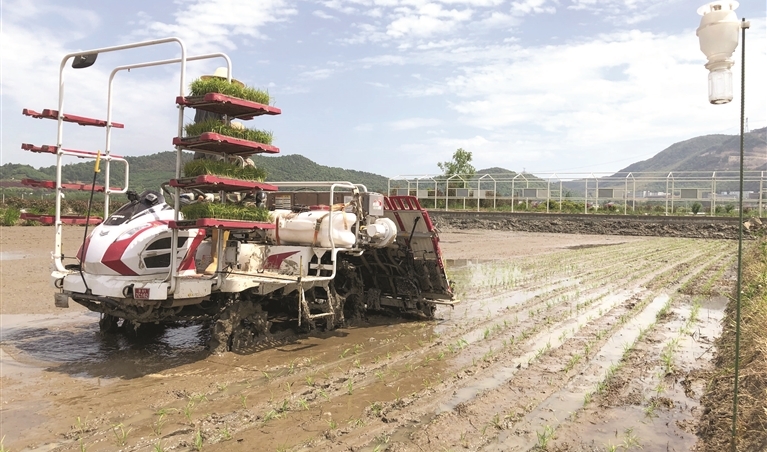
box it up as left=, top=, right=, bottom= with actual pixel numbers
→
left=430, top=212, right=748, bottom=240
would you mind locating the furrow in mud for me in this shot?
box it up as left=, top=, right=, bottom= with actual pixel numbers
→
left=278, top=241, right=733, bottom=451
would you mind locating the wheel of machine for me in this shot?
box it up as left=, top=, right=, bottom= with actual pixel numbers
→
left=208, top=298, right=271, bottom=354
left=98, top=314, right=120, bottom=334
left=420, top=302, right=437, bottom=319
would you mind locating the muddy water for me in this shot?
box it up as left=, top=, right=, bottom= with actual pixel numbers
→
left=1, top=313, right=208, bottom=379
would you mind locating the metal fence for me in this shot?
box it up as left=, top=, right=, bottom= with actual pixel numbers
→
left=388, top=171, right=767, bottom=216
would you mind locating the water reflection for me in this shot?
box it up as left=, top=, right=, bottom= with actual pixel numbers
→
left=0, top=312, right=208, bottom=379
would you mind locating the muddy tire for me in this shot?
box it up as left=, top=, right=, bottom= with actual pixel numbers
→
left=98, top=314, right=120, bottom=334
left=208, top=300, right=271, bottom=354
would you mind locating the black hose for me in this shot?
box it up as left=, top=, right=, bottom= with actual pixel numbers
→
left=79, top=152, right=102, bottom=292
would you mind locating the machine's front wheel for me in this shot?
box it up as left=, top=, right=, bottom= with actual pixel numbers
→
left=98, top=314, right=120, bottom=334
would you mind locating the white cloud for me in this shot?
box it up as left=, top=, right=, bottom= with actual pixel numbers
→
left=389, top=117, right=443, bottom=130
left=510, top=0, right=555, bottom=16
left=300, top=68, right=337, bottom=79
left=313, top=10, right=336, bottom=19
left=131, top=0, right=298, bottom=54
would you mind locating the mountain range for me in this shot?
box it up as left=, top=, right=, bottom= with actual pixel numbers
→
left=2, top=127, right=765, bottom=195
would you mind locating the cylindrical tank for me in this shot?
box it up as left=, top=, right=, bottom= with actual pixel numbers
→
left=267, top=209, right=357, bottom=248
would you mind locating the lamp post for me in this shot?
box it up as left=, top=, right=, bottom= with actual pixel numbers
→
left=696, top=2, right=749, bottom=449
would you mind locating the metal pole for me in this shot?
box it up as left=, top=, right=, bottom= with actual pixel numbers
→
left=731, top=18, right=748, bottom=452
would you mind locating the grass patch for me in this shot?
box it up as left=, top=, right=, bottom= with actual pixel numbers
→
left=181, top=202, right=270, bottom=222
left=189, top=77, right=270, bottom=105
left=2, top=207, right=20, bottom=226
left=698, top=237, right=767, bottom=451
left=183, top=159, right=267, bottom=181
left=184, top=119, right=273, bottom=144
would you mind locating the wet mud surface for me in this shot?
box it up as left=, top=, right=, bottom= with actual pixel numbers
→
left=0, top=227, right=735, bottom=451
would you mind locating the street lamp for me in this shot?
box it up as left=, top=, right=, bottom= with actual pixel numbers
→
left=696, top=2, right=749, bottom=450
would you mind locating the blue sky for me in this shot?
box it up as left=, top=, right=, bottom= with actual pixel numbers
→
left=1, top=0, right=765, bottom=179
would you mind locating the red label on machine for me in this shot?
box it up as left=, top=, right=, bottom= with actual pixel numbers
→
left=134, top=288, right=150, bottom=299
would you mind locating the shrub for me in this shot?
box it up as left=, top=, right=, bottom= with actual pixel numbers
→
left=691, top=202, right=702, bottom=214
left=2, top=207, right=20, bottom=226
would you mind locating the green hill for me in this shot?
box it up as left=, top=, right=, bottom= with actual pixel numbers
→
left=1, top=152, right=389, bottom=193
left=617, top=127, right=767, bottom=174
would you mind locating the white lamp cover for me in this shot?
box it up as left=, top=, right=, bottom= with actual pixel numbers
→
left=696, top=1, right=741, bottom=104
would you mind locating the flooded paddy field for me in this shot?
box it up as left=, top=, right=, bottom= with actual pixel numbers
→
left=0, top=227, right=735, bottom=451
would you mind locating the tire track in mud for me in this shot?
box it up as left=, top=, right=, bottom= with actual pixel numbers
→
left=5, top=238, right=734, bottom=452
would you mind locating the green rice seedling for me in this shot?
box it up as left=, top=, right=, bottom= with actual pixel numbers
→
left=112, top=423, right=132, bottom=446
left=184, top=401, right=195, bottom=423
left=375, top=370, right=385, bottom=381
left=222, top=425, right=232, bottom=440
left=346, top=379, right=354, bottom=395
left=180, top=202, right=270, bottom=222
left=263, top=409, right=281, bottom=422
left=349, top=417, right=365, bottom=427
left=654, top=381, right=666, bottom=396
left=326, top=418, right=338, bottom=429
left=297, top=398, right=309, bottom=410
left=189, top=393, right=208, bottom=404
left=152, top=411, right=168, bottom=435
left=644, top=399, right=659, bottom=418
left=353, top=358, right=361, bottom=368
left=278, top=399, right=290, bottom=413
left=189, top=77, right=270, bottom=104
left=74, top=416, right=89, bottom=436
left=369, top=401, right=383, bottom=416
left=564, top=353, right=582, bottom=373
left=154, top=441, right=166, bottom=452
left=183, top=159, right=267, bottom=181
left=284, top=381, right=293, bottom=395
left=622, top=427, right=641, bottom=449
left=184, top=118, right=273, bottom=144
left=536, top=425, right=555, bottom=448
left=0, top=436, right=7, bottom=452
left=240, top=394, right=248, bottom=409
left=193, top=430, right=204, bottom=451
left=305, top=375, right=315, bottom=386
left=375, top=432, right=391, bottom=445
left=490, top=413, right=504, bottom=430
left=319, top=389, right=330, bottom=401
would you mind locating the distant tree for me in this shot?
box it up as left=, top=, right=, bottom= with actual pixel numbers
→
left=438, top=148, right=475, bottom=188
left=691, top=202, right=702, bottom=214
